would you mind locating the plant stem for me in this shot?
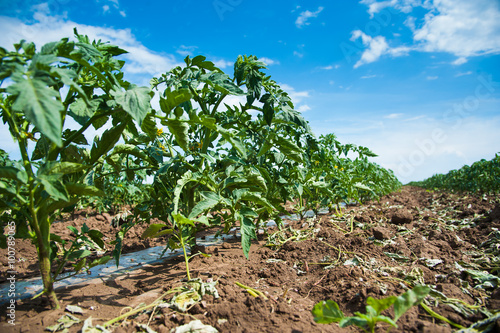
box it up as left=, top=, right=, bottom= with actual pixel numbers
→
left=420, top=303, right=464, bottom=329
left=177, top=228, right=191, bottom=280
left=235, top=281, right=268, bottom=299
left=8, top=112, right=60, bottom=309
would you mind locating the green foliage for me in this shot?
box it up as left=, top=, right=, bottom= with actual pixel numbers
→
left=312, top=300, right=344, bottom=324
left=0, top=33, right=403, bottom=307
left=0, top=31, right=151, bottom=308
left=408, top=153, right=500, bottom=193
left=312, top=285, right=430, bottom=332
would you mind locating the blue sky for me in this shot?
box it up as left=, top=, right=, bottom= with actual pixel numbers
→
left=0, top=0, right=499, bottom=183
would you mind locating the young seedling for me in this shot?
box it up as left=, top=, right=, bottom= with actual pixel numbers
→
left=312, top=285, right=430, bottom=333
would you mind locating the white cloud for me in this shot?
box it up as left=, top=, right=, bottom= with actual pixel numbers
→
left=413, top=0, right=500, bottom=58
left=404, top=16, right=416, bottom=31
left=455, top=71, right=472, bottom=77
left=297, top=105, right=311, bottom=113
left=360, top=0, right=432, bottom=17
left=426, top=76, right=438, bottom=80
left=452, top=57, right=467, bottom=66
left=0, top=11, right=187, bottom=158
left=319, top=64, right=340, bottom=70
left=100, top=0, right=125, bottom=17
left=403, top=115, right=426, bottom=121
left=0, top=13, right=183, bottom=84
left=312, top=113, right=500, bottom=183
left=360, top=0, right=397, bottom=18
left=355, top=0, right=500, bottom=66
left=279, top=83, right=310, bottom=105
left=295, top=7, right=324, bottom=28
left=351, top=30, right=411, bottom=68
left=176, top=45, right=198, bottom=56
left=259, top=57, right=280, bottom=66
left=293, top=51, right=304, bottom=58
left=213, top=59, right=233, bottom=69
left=361, top=74, right=377, bottom=79
left=384, top=113, right=404, bottom=119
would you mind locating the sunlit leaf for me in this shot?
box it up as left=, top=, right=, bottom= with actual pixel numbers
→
left=7, top=73, right=63, bottom=146
left=312, top=300, right=344, bottom=324
left=111, top=85, right=151, bottom=126
left=394, top=285, right=430, bottom=321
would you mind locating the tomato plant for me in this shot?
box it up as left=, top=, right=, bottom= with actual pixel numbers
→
left=139, top=55, right=312, bottom=278
left=409, top=153, right=500, bottom=193
left=312, top=285, right=430, bottom=332
left=0, top=30, right=152, bottom=308
left=1, top=31, right=403, bottom=307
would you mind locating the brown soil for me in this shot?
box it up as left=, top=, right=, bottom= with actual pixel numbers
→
left=1, top=186, right=499, bottom=332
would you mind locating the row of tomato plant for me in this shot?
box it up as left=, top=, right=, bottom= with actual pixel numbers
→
left=0, top=31, right=400, bottom=308
left=408, top=153, right=500, bottom=193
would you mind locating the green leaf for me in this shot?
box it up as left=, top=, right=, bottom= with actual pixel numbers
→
left=38, top=175, right=69, bottom=201
left=165, top=119, right=189, bottom=151
left=112, top=229, right=125, bottom=267
left=111, top=85, right=151, bottom=126
left=32, top=135, right=51, bottom=160
left=366, top=296, right=397, bottom=315
left=262, top=94, right=275, bottom=126
left=245, top=169, right=268, bottom=192
left=46, top=198, right=80, bottom=214
left=50, top=233, right=63, bottom=243
left=273, top=136, right=303, bottom=163
left=0, top=166, right=28, bottom=183
left=87, top=229, right=105, bottom=249
left=339, top=316, right=368, bottom=329
left=188, top=192, right=221, bottom=219
left=62, top=129, right=89, bottom=145
left=312, top=300, right=344, bottom=324
left=65, top=183, right=105, bottom=197
left=239, top=191, right=275, bottom=212
left=239, top=206, right=259, bottom=219
left=172, top=213, right=195, bottom=227
left=141, top=113, right=158, bottom=139
left=7, top=73, right=63, bottom=146
left=465, top=269, right=500, bottom=288
left=240, top=215, right=256, bottom=259
left=173, top=170, right=194, bottom=214
left=217, top=126, right=247, bottom=159
left=214, top=81, right=245, bottom=96
left=257, top=138, right=273, bottom=157
left=73, top=259, right=86, bottom=273
left=89, top=255, right=111, bottom=268
left=354, top=182, right=373, bottom=192
left=73, top=41, right=103, bottom=60
left=373, top=315, right=398, bottom=328
left=394, top=285, right=430, bottom=321
left=90, top=121, right=127, bottom=164
left=160, top=88, right=192, bottom=114
left=48, top=162, right=88, bottom=175
left=110, top=144, right=149, bottom=161
left=67, top=249, right=92, bottom=261
left=67, top=225, right=79, bottom=235
left=141, top=224, right=173, bottom=239
left=191, top=55, right=217, bottom=71
left=70, top=98, right=100, bottom=119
